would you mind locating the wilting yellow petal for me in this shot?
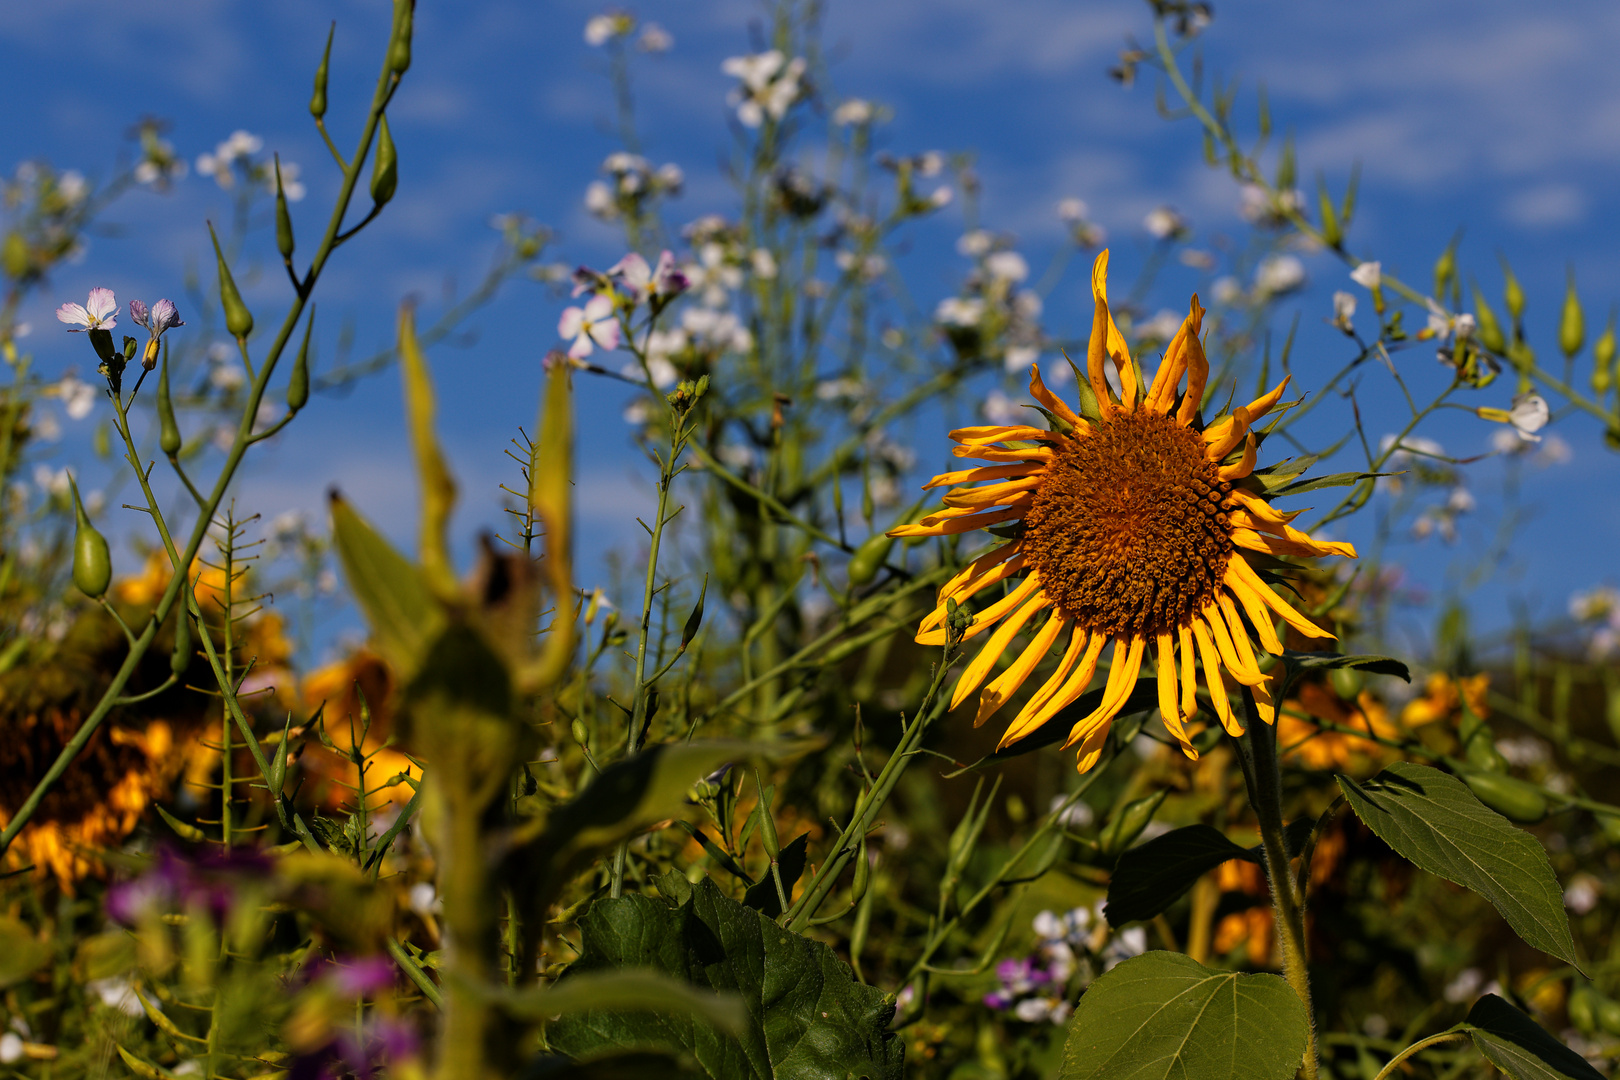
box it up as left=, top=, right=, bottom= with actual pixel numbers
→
left=975, top=610, right=1067, bottom=727
left=1192, top=617, right=1242, bottom=736
left=890, top=503, right=1027, bottom=538
left=1062, top=634, right=1146, bottom=749
left=941, top=475, right=1043, bottom=508
left=1030, top=363, right=1086, bottom=431
left=948, top=424, right=1063, bottom=444
left=1145, top=295, right=1205, bottom=415
left=1228, top=557, right=1336, bottom=641
left=1215, top=433, right=1258, bottom=480
left=1227, top=579, right=1285, bottom=654
left=1178, top=621, right=1199, bottom=721
left=1232, top=526, right=1357, bottom=561
left=923, top=463, right=1042, bottom=490
left=1088, top=250, right=1139, bottom=408
left=951, top=593, right=1051, bottom=709
left=1175, top=315, right=1210, bottom=426
left=1157, top=631, right=1196, bottom=758
left=999, top=627, right=1097, bottom=748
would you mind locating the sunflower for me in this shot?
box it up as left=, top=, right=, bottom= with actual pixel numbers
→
left=890, top=250, right=1356, bottom=772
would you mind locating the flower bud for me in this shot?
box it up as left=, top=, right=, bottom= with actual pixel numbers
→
left=275, top=157, right=295, bottom=261
left=388, top=0, right=414, bottom=74
left=69, top=473, right=112, bottom=599
left=1593, top=313, right=1615, bottom=397
left=208, top=222, right=254, bottom=340
left=370, top=115, right=398, bottom=207
left=1099, top=790, right=1168, bottom=859
left=1559, top=268, right=1585, bottom=360
left=1501, top=258, right=1525, bottom=325
left=310, top=23, right=333, bottom=119
left=1433, top=240, right=1457, bottom=302
left=288, top=307, right=313, bottom=412
left=570, top=719, right=589, bottom=746
left=846, top=532, right=895, bottom=586
left=157, top=349, right=182, bottom=456
left=1471, top=287, right=1505, bottom=354
left=757, top=784, right=781, bottom=861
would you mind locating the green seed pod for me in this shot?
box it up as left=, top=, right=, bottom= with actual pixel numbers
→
left=1462, top=771, right=1548, bottom=824
left=1433, top=241, right=1457, bottom=301
left=288, top=307, right=313, bottom=412
left=757, top=783, right=780, bottom=861
left=850, top=834, right=870, bottom=903
left=274, top=157, right=295, bottom=261
left=1593, top=312, right=1615, bottom=396
left=1328, top=665, right=1364, bottom=702
left=207, top=222, right=253, bottom=340
left=1316, top=178, right=1341, bottom=249
left=370, top=115, right=398, bottom=206
left=1, top=231, right=29, bottom=279
left=1559, top=268, right=1585, bottom=360
left=847, top=532, right=895, bottom=586
left=1100, top=789, right=1168, bottom=859
left=170, top=602, right=191, bottom=677
left=1472, top=286, right=1506, bottom=354
left=69, top=474, right=111, bottom=599
left=310, top=23, right=333, bottom=119
left=1501, top=258, right=1525, bottom=325
left=157, top=348, right=182, bottom=456
left=1274, top=136, right=1296, bottom=194
left=1463, top=727, right=1508, bottom=773
left=389, top=0, right=413, bottom=74
left=1569, top=984, right=1598, bottom=1034
left=570, top=719, right=589, bottom=746
left=1597, top=994, right=1620, bottom=1037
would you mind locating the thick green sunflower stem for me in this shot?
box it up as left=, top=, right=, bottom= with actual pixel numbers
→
left=1233, top=687, right=1318, bottom=1080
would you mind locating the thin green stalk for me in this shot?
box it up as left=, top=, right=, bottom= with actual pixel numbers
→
left=1370, top=1030, right=1470, bottom=1080
left=1233, top=688, right=1317, bottom=1080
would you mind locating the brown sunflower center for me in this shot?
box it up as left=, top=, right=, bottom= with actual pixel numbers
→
left=1021, top=407, right=1233, bottom=639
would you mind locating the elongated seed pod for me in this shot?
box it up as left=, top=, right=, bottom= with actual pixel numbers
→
left=69, top=474, right=111, bottom=598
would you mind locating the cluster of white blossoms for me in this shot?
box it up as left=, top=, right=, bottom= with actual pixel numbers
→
left=1570, top=586, right=1620, bottom=660
left=196, top=130, right=305, bottom=201
left=584, top=10, right=671, bottom=52
left=584, top=153, right=684, bottom=223
left=936, top=230, right=1045, bottom=372
left=721, top=50, right=807, bottom=128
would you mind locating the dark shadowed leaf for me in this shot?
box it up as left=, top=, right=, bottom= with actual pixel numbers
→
left=548, top=878, right=903, bottom=1080
left=1058, top=951, right=1308, bottom=1080
left=1466, top=994, right=1606, bottom=1080
left=743, top=833, right=808, bottom=917
left=502, top=970, right=744, bottom=1033
left=1105, top=825, right=1256, bottom=926
left=522, top=1050, right=707, bottom=1079
left=1337, top=763, right=1576, bottom=965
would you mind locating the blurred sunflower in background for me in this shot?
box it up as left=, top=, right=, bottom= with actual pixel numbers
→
left=893, top=250, right=1357, bottom=771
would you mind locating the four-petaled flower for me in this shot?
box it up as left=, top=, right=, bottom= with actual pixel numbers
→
left=56, top=288, right=118, bottom=332
left=558, top=294, right=621, bottom=358
left=129, top=298, right=185, bottom=371
left=606, top=250, right=689, bottom=305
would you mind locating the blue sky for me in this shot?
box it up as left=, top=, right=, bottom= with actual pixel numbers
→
left=5, top=0, right=1618, bottom=659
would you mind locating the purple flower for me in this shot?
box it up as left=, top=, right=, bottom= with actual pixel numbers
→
left=56, top=288, right=118, bottom=332
left=129, top=298, right=185, bottom=370
left=652, top=250, right=690, bottom=298
left=106, top=847, right=271, bottom=926
left=329, top=955, right=396, bottom=998
left=558, top=294, right=621, bottom=358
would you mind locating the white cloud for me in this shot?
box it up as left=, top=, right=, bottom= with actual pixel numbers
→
left=1502, top=183, right=1586, bottom=227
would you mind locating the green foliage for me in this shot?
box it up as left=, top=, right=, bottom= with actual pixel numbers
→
left=1058, top=952, right=1309, bottom=1079
left=548, top=879, right=903, bottom=1079
left=1466, top=995, right=1606, bottom=1080
left=1337, top=762, right=1577, bottom=966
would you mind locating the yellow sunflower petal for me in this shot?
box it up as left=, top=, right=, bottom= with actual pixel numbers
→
left=1029, top=363, right=1086, bottom=431
left=1204, top=405, right=1254, bottom=460
left=1088, top=249, right=1139, bottom=408
left=948, top=424, right=1063, bottom=444
left=1203, top=600, right=1265, bottom=686
left=1227, top=578, right=1285, bottom=654
left=1175, top=315, right=1211, bottom=426
left=941, top=475, right=1043, bottom=508
left=950, top=594, right=1051, bottom=710
left=1232, top=526, right=1357, bottom=561
left=1238, top=376, right=1291, bottom=424
left=1251, top=675, right=1277, bottom=725
left=1156, top=631, right=1197, bottom=758
left=958, top=574, right=1044, bottom=644
left=950, top=444, right=1055, bottom=463
left=1215, top=433, right=1258, bottom=480
left=1145, top=295, right=1205, bottom=415
left=934, top=543, right=1020, bottom=609
left=975, top=610, right=1067, bottom=727
left=923, top=463, right=1043, bottom=490
left=998, top=627, right=1099, bottom=749
left=1192, top=617, right=1242, bottom=736
left=1217, top=591, right=1266, bottom=681
left=1178, top=622, right=1199, bottom=721
left=1072, top=720, right=1114, bottom=774
left=1227, top=556, right=1336, bottom=640
left=890, top=503, right=1027, bottom=538
left=1061, top=634, right=1145, bottom=749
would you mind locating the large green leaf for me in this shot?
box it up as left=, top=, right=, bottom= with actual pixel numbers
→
left=503, top=970, right=744, bottom=1033
left=1058, top=951, right=1308, bottom=1080
left=1466, top=995, right=1606, bottom=1080
left=547, top=879, right=903, bottom=1079
left=1336, top=763, right=1576, bottom=965
left=329, top=491, right=445, bottom=679
left=1104, top=825, right=1255, bottom=926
